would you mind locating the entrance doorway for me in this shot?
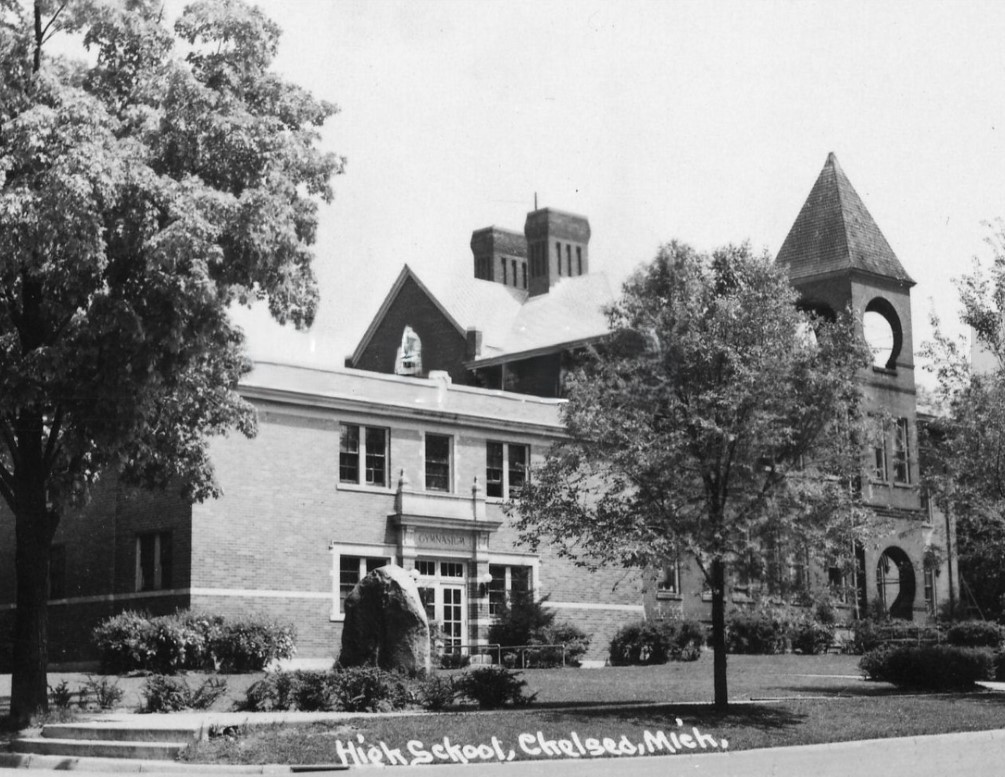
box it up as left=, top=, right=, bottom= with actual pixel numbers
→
left=415, top=559, right=468, bottom=654
left=876, top=546, right=916, bottom=620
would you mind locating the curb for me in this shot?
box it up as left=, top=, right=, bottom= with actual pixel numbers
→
left=0, top=752, right=302, bottom=773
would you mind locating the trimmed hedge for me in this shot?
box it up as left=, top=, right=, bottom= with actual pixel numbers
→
left=93, top=610, right=295, bottom=674
left=946, top=620, right=1002, bottom=648
left=850, top=619, right=940, bottom=655
left=860, top=645, right=995, bottom=690
left=609, top=619, right=705, bottom=665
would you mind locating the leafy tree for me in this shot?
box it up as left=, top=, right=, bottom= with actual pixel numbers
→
left=922, top=223, right=1005, bottom=620
left=514, top=242, right=868, bottom=709
left=0, top=0, right=342, bottom=723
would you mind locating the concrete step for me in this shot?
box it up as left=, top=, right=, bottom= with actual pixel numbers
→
left=11, top=736, right=191, bottom=760
left=43, top=721, right=202, bottom=743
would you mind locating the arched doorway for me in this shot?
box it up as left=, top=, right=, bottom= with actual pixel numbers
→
left=876, top=546, right=916, bottom=620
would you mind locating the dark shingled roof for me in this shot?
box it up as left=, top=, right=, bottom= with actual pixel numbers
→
left=775, top=153, right=914, bottom=285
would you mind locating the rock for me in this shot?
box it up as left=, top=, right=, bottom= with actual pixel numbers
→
left=338, top=564, right=431, bottom=673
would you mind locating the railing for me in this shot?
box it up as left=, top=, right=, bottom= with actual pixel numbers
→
left=440, top=642, right=569, bottom=667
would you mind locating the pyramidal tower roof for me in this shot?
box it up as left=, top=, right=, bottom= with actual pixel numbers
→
left=775, top=153, right=914, bottom=286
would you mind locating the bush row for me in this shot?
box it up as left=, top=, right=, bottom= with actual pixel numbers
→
left=609, top=620, right=705, bottom=665
left=242, top=665, right=534, bottom=713
left=486, top=594, right=590, bottom=668
left=859, top=645, right=996, bottom=690
left=725, top=609, right=836, bottom=655
left=93, top=610, right=296, bottom=674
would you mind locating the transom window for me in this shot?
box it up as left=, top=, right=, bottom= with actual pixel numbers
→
left=339, top=424, right=388, bottom=487
left=425, top=434, right=452, bottom=492
left=485, top=441, right=528, bottom=498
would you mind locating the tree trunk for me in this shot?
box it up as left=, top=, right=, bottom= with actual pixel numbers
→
left=9, top=413, right=55, bottom=727
left=710, top=556, right=728, bottom=711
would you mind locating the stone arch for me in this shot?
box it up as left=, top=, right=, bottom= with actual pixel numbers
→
left=863, top=297, right=903, bottom=370
left=876, top=546, right=916, bottom=620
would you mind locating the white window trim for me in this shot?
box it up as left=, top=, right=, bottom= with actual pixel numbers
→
left=329, top=542, right=397, bottom=621
left=422, top=432, right=454, bottom=493
left=338, top=423, right=390, bottom=490
left=485, top=441, right=529, bottom=501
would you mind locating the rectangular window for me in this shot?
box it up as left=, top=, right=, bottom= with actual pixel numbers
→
left=511, top=259, right=517, bottom=287
left=136, top=531, right=172, bottom=592
left=49, top=543, right=66, bottom=600
left=893, top=417, right=911, bottom=484
left=416, top=560, right=436, bottom=577
left=485, top=441, right=528, bottom=499
left=340, top=424, right=388, bottom=487
left=441, top=561, right=464, bottom=578
left=657, top=561, right=680, bottom=596
left=566, top=244, right=572, bottom=275
left=873, top=422, right=888, bottom=482
left=425, top=434, right=452, bottom=492
left=522, top=263, right=527, bottom=289
left=577, top=246, right=582, bottom=274
left=339, top=555, right=388, bottom=612
left=488, top=564, right=533, bottom=617
left=501, top=257, right=507, bottom=285
left=556, top=241, right=562, bottom=275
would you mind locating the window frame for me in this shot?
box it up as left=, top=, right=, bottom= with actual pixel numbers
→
left=135, top=531, right=173, bottom=593
left=330, top=544, right=394, bottom=621
left=872, top=419, right=889, bottom=483
left=487, top=563, right=533, bottom=618
left=424, top=433, right=453, bottom=493
left=892, top=417, right=911, bottom=484
left=485, top=441, right=529, bottom=500
left=656, top=560, right=681, bottom=598
left=339, top=423, right=390, bottom=489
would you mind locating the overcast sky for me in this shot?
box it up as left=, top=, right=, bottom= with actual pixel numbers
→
left=174, top=2, right=1005, bottom=384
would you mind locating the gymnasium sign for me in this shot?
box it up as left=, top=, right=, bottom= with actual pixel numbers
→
left=414, top=530, right=471, bottom=550
left=330, top=718, right=728, bottom=766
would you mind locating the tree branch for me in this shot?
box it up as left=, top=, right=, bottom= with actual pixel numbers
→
left=42, top=405, right=63, bottom=477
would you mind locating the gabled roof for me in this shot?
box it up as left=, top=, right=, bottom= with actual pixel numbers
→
left=349, top=265, right=528, bottom=365
left=776, top=152, right=914, bottom=286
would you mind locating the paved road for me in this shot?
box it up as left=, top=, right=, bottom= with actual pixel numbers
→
left=5, top=729, right=1005, bottom=776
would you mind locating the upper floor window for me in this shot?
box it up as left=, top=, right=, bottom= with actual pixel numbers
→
left=136, top=531, right=172, bottom=592
left=872, top=420, right=888, bottom=482
left=657, top=560, right=680, bottom=596
left=485, top=441, right=528, bottom=498
left=340, top=424, right=388, bottom=487
left=425, top=433, right=452, bottom=492
left=893, top=417, right=911, bottom=484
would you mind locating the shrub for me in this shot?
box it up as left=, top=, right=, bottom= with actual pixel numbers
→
left=141, top=675, right=228, bottom=713
left=49, top=681, right=77, bottom=710
left=241, top=670, right=336, bottom=712
left=330, top=666, right=412, bottom=713
left=791, top=620, right=835, bottom=655
left=849, top=618, right=939, bottom=654
left=417, top=674, right=457, bottom=711
left=859, top=645, right=994, bottom=690
left=455, top=667, right=536, bottom=709
left=439, top=652, right=470, bottom=670
left=92, top=610, right=296, bottom=674
left=534, top=623, right=591, bottom=667
left=947, top=620, right=1002, bottom=648
left=209, top=615, right=296, bottom=672
left=609, top=619, right=704, bottom=665
left=83, top=675, right=125, bottom=710
left=725, top=609, right=789, bottom=654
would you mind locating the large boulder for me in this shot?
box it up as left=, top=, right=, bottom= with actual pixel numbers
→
left=338, top=564, right=431, bottom=673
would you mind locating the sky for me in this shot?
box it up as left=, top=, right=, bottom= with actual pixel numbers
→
left=163, top=2, right=1005, bottom=385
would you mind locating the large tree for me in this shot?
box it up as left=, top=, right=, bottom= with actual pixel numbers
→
left=514, top=242, right=869, bottom=710
left=0, top=0, right=342, bottom=723
left=923, top=224, right=1005, bottom=619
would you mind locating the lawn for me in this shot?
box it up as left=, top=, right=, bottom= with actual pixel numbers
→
left=180, top=653, right=1005, bottom=767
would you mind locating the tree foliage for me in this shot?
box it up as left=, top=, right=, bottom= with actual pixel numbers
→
left=923, top=222, right=1005, bottom=619
left=514, top=242, right=869, bottom=708
left=0, top=0, right=342, bottom=722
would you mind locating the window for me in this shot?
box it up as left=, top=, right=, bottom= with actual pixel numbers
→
left=873, top=421, right=888, bottom=482
left=136, top=532, right=172, bottom=592
left=441, top=561, right=464, bottom=578
left=577, top=246, right=582, bottom=274
left=485, top=441, right=528, bottom=498
left=339, top=555, right=388, bottom=613
left=49, top=543, right=66, bottom=600
left=511, top=259, right=517, bottom=287
left=566, top=244, right=572, bottom=276
left=339, top=424, right=388, bottom=487
left=893, top=417, right=911, bottom=484
left=501, top=257, right=507, bottom=285
left=924, top=568, right=936, bottom=614
left=656, top=561, right=680, bottom=596
left=521, top=263, right=527, bottom=289
left=425, top=434, right=452, bottom=492
left=488, top=564, right=532, bottom=617
left=555, top=241, right=562, bottom=275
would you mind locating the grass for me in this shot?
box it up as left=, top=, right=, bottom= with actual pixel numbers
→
left=181, top=653, right=1005, bottom=766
